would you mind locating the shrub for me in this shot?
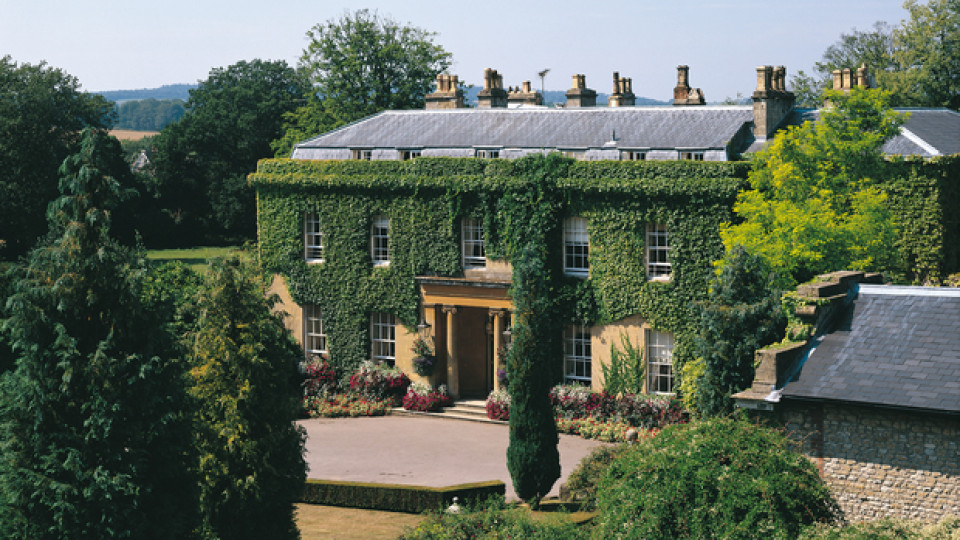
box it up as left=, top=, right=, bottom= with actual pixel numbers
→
left=549, top=384, right=689, bottom=429
left=302, top=356, right=338, bottom=398
left=601, top=333, right=645, bottom=395
left=485, top=389, right=511, bottom=421
left=303, top=393, right=394, bottom=418
left=398, top=496, right=585, bottom=540
left=565, top=445, right=628, bottom=510
left=799, top=516, right=960, bottom=539
left=595, top=418, right=841, bottom=539
left=402, top=382, right=453, bottom=412
left=349, top=361, right=411, bottom=405
left=555, top=417, right=634, bottom=443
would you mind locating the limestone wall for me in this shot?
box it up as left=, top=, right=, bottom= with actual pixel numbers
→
left=782, top=402, right=960, bottom=521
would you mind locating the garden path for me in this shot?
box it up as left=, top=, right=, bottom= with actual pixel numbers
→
left=299, top=415, right=609, bottom=501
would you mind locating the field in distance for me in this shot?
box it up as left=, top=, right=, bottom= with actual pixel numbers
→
left=110, top=129, right=159, bottom=141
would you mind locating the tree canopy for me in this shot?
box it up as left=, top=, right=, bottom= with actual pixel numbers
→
left=721, top=88, right=905, bottom=289
left=0, top=56, right=114, bottom=257
left=151, top=59, right=309, bottom=246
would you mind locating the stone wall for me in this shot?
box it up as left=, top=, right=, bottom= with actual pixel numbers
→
left=781, top=402, right=960, bottom=521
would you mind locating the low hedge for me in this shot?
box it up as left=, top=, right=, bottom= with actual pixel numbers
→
left=301, top=479, right=506, bottom=514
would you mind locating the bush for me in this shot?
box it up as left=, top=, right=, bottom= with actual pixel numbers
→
left=303, top=393, right=394, bottom=418
left=349, top=361, right=410, bottom=405
left=799, top=516, right=960, bottom=539
left=302, top=356, right=338, bottom=398
left=398, top=496, right=586, bottom=540
left=302, top=479, right=506, bottom=514
left=485, top=389, right=511, bottom=420
left=595, top=418, right=841, bottom=539
left=565, top=445, right=628, bottom=510
left=402, top=382, right=453, bottom=412
left=555, top=417, right=634, bottom=442
left=549, top=384, right=688, bottom=429
left=601, top=333, right=645, bottom=395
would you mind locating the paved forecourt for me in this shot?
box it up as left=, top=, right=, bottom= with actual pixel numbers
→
left=299, top=415, right=609, bottom=501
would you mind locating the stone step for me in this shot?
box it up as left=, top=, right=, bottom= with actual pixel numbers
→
left=392, top=400, right=506, bottom=425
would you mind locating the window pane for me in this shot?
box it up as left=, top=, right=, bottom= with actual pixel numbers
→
left=563, top=217, right=589, bottom=277
left=563, top=324, right=592, bottom=384
left=462, top=218, right=485, bottom=268
left=304, top=213, right=324, bottom=261
left=646, top=223, right=671, bottom=278
left=647, top=330, right=674, bottom=393
left=371, top=216, right=390, bottom=265
left=371, top=312, right=396, bottom=365
left=304, top=304, right=327, bottom=359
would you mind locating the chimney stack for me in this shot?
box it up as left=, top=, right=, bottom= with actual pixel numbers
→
left=752, top=65, right=795, bottom=139
left=507, top=80, right=543, bottom=106
left=673, top=65, right=706, bottom=106
left=565, top=74, right=597, bottom=107
left=832, top=63, right=875, bottom=92
left=477, top=68, right=508, bottom=108
left=608, top=71, right=636, bottom=107
left=425, top=73, right=465, bottom=109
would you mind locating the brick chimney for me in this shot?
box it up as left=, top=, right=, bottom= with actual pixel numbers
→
left=832, top=63, right=875, bottom=92
left=673, top=65, right=705, bottom=106
left=608, top=72, right=636, bottom=107
left=752, top=65, right=795, bottom=139
left=507, top=80, right=543, bottom=106
left=565, top=74, right=597, bottom=107
left=477, top=68, right=508, bottom=108
left=425, top=74, right=465, bottom=109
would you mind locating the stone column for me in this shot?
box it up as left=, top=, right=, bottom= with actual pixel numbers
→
left=443, top=306, right=459, bottom=398
left=490, top=310, right=505, bottom=392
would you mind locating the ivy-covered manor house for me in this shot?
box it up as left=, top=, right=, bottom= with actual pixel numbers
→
left=251, top=64, right=959, bottom=399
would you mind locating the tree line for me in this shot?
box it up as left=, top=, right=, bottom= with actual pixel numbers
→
left=114, top=98, right=185, bottom=131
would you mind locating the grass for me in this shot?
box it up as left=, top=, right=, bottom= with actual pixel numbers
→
left=109, top=129, right=160, bottom=141
left=295, top=504, right=426, bottom=540
left=146, top=246, right=248, bottom=272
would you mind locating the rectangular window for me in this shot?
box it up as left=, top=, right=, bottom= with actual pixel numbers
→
left=304, top=304, right=327, bottom=359
left=304, top=212, right=324, bottom=262
left=646, top=223, right=671, bottom=279
left=476, top=149, right=500, bottom=159
left=352, top=149, right=373, bottom=160
left=622, top=150, right=646, bottom=161
left=371, top=312, right=396, bottom=365
left=680, top=151, right=704, bottom=161
left=400, top=150, right=422, bottom=161
left=560, top=150, right=584, bottom=160
left=462, top=218, right=485, bottom=268
left=564, top=324, right=592, bottom=384
left=371, top=215, right=390, bottom=266
left=646, top=330, right=674, bottom=393
left=563, top=217, right=589, bottom=277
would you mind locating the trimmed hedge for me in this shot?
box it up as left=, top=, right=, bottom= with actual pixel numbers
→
left=301, top=479, right=506, bottom=513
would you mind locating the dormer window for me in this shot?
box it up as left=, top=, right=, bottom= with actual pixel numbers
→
left=476, top=149, right=500, bottom=159
left=622, top=150, right=646, bottom=161
left=352, top=149, right=373, bottom=160
left=560, top=149, right=584, bottom=160
left=680, top=151, right=704, bottom=161
left=400, top=150, right=422, bottom=161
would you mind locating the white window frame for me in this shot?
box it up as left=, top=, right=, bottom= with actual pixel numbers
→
left=304, top=304, right=328, bottom=359
left=646, top=329, right=674, bottom=394
left=370, top=312, right=396, bottom=365
left=563, top=324, right=592, bottom=384
left=304, top=212, right=324, bottom=263
left=352, top=149, right=373, bottom=161
left=563, top=217, right=589, bottom=277
left=559, top=149, right=584, bottom=160
left=622, top=150, right=647, bottom=161
left=371, top=215, right=390, bottom=267
left=646, top=223, right=671, bottom=280
left=476, top=149, right=500, bottom=159
left=680, top=151, right=704, bottom=161
left=400, top=149, right=422, bottom=161
left=462, top=218, right=485, bottom=269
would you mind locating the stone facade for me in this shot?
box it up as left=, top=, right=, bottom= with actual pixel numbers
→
left=781, top=402, right=960, bottom=521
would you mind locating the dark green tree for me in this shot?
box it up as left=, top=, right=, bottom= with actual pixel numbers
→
left=691, top=245, right=785, bottom=416
left=0, top=128, right=198, bottom=538
left=0, top=56, right=115, bottom=256
left=504, top=155, right=567, bottom=504
left=190, top=258, right=305, bottom=540
left=151, top=59, right=309, bottom=246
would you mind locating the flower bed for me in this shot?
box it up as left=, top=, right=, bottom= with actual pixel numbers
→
left=485, top=389, right=510, bottom=421
left=349, top=361, right=410, bottom=406
left=402, top=382, right=453, bottom=412
left=303, top=394, right=394, bottom=418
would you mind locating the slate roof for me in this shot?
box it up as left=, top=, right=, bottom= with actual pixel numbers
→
left=292, top=106, right=755, bottom=151
left=782, top=285, right=960, bottom=414
left=786, top=108, right=960, bottom=157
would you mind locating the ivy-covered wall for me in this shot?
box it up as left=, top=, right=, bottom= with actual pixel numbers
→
left=250, top=157, right=748, bottom=375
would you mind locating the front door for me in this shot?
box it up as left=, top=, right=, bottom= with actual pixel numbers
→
left=455, top=307, right=490, bottom=398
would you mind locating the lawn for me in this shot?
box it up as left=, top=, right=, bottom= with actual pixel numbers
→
left=146, top=246, right=248, bottom=272
left=295, top=504, right=426, bottom=539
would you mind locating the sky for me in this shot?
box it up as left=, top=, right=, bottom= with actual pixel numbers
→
left=1, top=0, right=912, bottom=101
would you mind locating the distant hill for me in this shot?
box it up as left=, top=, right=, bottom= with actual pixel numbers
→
left=97, top=84, right=196, bottom=102
left=462, top=87, right=668, bottom=106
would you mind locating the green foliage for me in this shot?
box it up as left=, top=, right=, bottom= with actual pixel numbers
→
left=302, top=480, right=506, bottom=514
left=0, top=128, right=198, bottom=538
left=691, top=246, right=785, bottom=416
left=140, top=261, right=204, bottom=351
left=150, top=59, right=309, bottom=247
left=601, top=334, right=645, bottom=395
left=399, top=496, right=585, bottom=540
left=299, top=9, right=452, bottom=119
left=189, top=258, right=306, bottom=540
left=0, top=55, right=115, bottom=256
left=115, top=98, right=185, bottom=131
left=799, top=516, right=960, bottom=539
left=721, top=88, right=906, bottom=289
left=565, top=444, right=628, bottom=510
left=595, top=418, right=841, bottom=539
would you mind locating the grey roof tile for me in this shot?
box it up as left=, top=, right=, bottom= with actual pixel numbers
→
left=783, top=285, right=960, bottom=414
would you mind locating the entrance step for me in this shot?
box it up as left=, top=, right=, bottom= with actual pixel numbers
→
left=393, top=399, right=507, bottom=425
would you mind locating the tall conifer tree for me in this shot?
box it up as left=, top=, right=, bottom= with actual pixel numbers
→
left=0, top=128, right=198, bottom=538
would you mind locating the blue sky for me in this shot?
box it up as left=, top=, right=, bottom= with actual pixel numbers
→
left=1, top=0, right=910, bottom=101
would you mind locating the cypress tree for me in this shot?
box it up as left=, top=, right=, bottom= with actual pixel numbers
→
left=0, top=128, right=198, bottom=538
left=692, top=245, right=785, bottom=416
left=190, top=258, right=306, bottom=540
